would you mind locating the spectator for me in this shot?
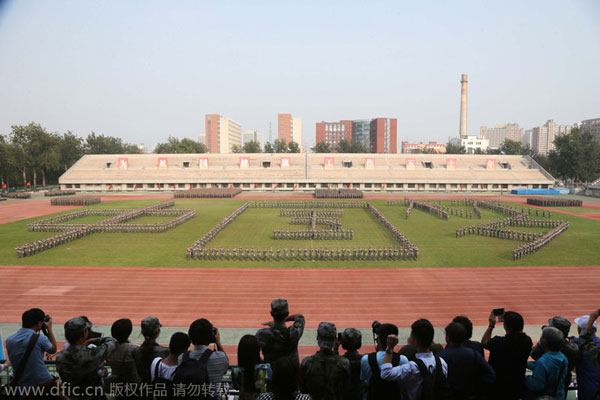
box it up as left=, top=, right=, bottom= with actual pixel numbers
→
left=56, top=316, right=116, bottom=400
left=380, top=319, right=449, bottom=400
left=578, top=309, right=600, bottom=399
left=175, top=318, right=228, bottom=385
left=6, top=308, right=57, bottom=388
left=300, top=322, right=350, bottom=400
left=133, top=317, right=169, bottom=384
left=482, top=310, right=533, bottom=400
left=453, top=315, right=484, bottom=356
left=150, top=332, right=190, bottom=383
left=106, top=318, right=141, bottom=385
left=337, top=328, right=364, bottom=400
left=256, top=357, right=312, bottom=400
left=438, top=322, right=495, bottom=399
left=360, top=323, right=408, bottom=400
left=531, top=316, right=579, bottom=390
left=525, top=327, right=568, bottom=400
left=256, top=298, right=305, bottom=366
left=0, top=329, right=5, bottom=362
left=572, top=314, right=600, bottom=400
left=231, top=335, right=272, bottom=400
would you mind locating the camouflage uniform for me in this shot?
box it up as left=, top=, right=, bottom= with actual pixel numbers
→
left=300, top=322, right=351, bottom=400
left=56, top=317, right=117, bottom=400
left=340, top=328, right=364, bottom=400
left=256, top=299, right=305, bottom=366
left=132, top=317, right=169, bottom=384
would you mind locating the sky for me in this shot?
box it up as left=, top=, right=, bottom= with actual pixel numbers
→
left=0, top=0, right=599, bottom=151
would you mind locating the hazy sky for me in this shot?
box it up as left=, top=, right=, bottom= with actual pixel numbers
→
left=1, top=0, right=599, bottom=150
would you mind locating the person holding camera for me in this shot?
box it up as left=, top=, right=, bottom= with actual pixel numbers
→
left=577, top=308, right=600, bottom=400
left=572, top=313, right=600, bottom=400
left=173, top=318, right=228, bottom=388
left=482, top=310, right=532, bottom=400
left=5, top=308, right=57, bottom=388
left=256, top=298, right=305, bottom=367
left=360, top=322, right=408, bottom=400
left=56, top=316, right=117, bottom=400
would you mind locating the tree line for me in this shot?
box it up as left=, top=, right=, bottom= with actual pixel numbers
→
left=1, top=123, right=598, bottom=189
left=0, top=123, right=144, bottom=189
left=443, top=128, right=600, bottom=183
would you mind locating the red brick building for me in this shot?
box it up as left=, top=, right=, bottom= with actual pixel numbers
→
left=315, top=120, right=354, bottom=150
left=370, top=118, right=397, bottom=153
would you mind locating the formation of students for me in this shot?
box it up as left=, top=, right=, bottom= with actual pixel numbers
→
left=314, top=189, right=364, bottom=199
left=44, top=190, right=76, bottom=197
left=174, top=188, right=242, bottom=199
left=527, top=197, right=583, bottom=207
left=17, top=201, right=184, bottom=258
left=50, top=197, right=101, bottom=206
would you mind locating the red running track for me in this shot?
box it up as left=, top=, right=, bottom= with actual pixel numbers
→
left=0, top=265, right=598, bottom=329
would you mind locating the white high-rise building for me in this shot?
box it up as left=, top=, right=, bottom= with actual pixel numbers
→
left=531, top=120, right=573, bottom=155
left=243, top=130, right=265, bottom=148
left=205, top=114, right=242, bottom=153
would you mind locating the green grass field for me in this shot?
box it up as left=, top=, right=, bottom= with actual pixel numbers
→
left=0, top=198, right=598, bottom=268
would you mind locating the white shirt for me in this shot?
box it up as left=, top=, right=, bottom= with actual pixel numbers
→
left=380, top=352, right=448, bottom=400
left=150, top=357, right=177, bottom=382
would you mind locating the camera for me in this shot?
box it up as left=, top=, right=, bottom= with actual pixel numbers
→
left=212, top=326, right=217, bottom=343
left=372, top=320, right=381, bottom=348
left=41, top=315, right=50, bottom=336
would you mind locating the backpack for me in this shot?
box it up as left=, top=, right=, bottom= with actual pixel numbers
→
left=171, top=349, right=213, bottom=399
left=413, top=354, right=452, bottom=400
left=367, top=352, right=402, bottom=400
left=152, top=359, right=175, bottom=400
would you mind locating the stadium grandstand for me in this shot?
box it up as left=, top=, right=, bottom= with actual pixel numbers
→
left=58, top=153, right=555, bottom=192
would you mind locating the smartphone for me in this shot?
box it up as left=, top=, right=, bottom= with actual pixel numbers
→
left=492, top=308, right=505, bottom=322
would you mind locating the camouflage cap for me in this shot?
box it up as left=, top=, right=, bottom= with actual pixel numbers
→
left=317, top=321, right=337, bottom=349
left=544, top=316, right=571, bottom=338
left=340, top=328, right=362, bottom=350
left=64, top=316, right=93, bottom=338
left=141, top=316, right=162, bottom=338
left=270, top=298, right=289, bottom=318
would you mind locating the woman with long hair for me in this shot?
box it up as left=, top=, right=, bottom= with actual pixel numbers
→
left=232, top=335, right=272, bottom=399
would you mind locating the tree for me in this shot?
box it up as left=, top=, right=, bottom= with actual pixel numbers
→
left=0, top=136, right=16, bottom=188
left=288, top=141, right=301, bottom=153
left=243, top=140, right=262, bottom=153
left=154, top=136, right=206, bottom=153
left=59, top=132, right=84, bottom=171
left=312, top=142, right=331, bottom=153
left=9, top=123, right=61, bottom=187
left=85, top=132, right=140, bottom=154
left=273, top=139, right=289, bottom=153
left=487, top=139, right=533, bottom=156
left=547, top=127, right=600, bottom=183
left=446, top=142, right=466, bottom=154
left=231, top=144, right=243, bottom=154
left=264, top=142, right=274, bottom=153
left=350, top=140, right=369, bottom=153
left=336, top=139, right=352, bottom=153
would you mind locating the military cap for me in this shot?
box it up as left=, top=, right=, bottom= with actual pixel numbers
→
left=270, top=298, right=289, bottom=318
left=317, top=321, right=337, bottom=349
left=64, top=316, right=93, bottom=338
left=340, top=328, right=362, bottom=350
left=544, top=316, right=571, bottom=338
left=141, top=316, right=162, bottom=339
